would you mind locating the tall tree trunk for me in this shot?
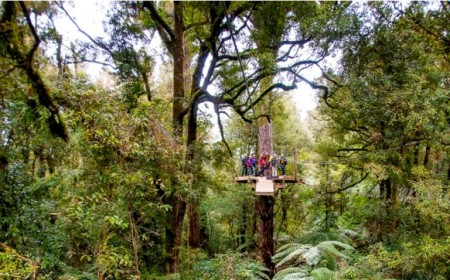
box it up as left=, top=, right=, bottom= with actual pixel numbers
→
left=166, top=194, right=187, bottom=274
left=279, top=189, right=289, bottom=233
left=186, top=23, right=211, bottom=248
left=257, top=196, right=275, bottom=278
left=186, top=99, right=201, bottom=248
left=379, top=178, right=397, bottom=243
left=166, top=1, right=187, bottom=273
left=188, top=201, right=201, bottom=248
left=257, top=123, right=275, bottom=277
left=239, top=202, right=248, bottom=252
left=172, top=1, right=185, bottom=136
left=424, top=145, right=431, bottom=169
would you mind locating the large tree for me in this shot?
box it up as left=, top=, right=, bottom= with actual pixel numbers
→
left=314, top=2, right=449, bottom=277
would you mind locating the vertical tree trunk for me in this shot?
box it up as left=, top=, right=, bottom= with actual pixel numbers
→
left=172, top=1, right=185, bottom=136
left=257, top=123, right=276, bottom=277
left=424, top=145, right=431, bottom=169
left=257, top=196, right=275, bottom=278
left=279, top=190, right=289, bottom=233
left=187, top=98, right=201, bottom=248
left=166, top=195, right=187, bottom=274
left=258, top=123, right=274, bottom=155
left=378, top=178, right=397, bottom=242
left=165, top=1, right=187, bottom=273
left=185, top=24, right=211, bottom=249
left=188, top=201, right=201, bottom=248
left=239, top=202, right=248, bottom=251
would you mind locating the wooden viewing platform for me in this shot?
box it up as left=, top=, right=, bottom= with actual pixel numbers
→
left=235, top=175, right=301, bottom=196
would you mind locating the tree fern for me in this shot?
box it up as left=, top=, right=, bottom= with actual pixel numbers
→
left=310, top=267, right=335, bottom=280
left=272, top=243, right=311, bottom=267
left=273, top=267, right=310, bottom=280
left=319, top=253, right=337, bottom=271
left=316, top=241, right=354, bottom=260
left=304, top=247, right=321, bottom=266
left=299, top=227, right=357, bottom=245
left=273, top=239, right=355, bottom=280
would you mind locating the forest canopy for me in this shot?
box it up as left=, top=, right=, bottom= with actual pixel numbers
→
left=0, top=1, right=449, bottom=279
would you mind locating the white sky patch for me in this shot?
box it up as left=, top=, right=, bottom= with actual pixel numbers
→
left=291, top=83, right=318, bottom=121
left=57, top=2, right=109, bottom=39
left=53, top=1, right=112, bottom=79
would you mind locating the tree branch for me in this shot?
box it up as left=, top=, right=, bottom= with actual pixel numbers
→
left=278, top=38, right=311, bottom=48
left=19, top=1, right=40, bottom=61
left=65, top=58, right=118, bottom=69
left=1, top=1, right=69, bottom=141
left=326, top=173, right=370, bottom=194
left=242, top=82, right=297, bottom=114
left=142, top=1, right=175, bottom=50
left=214, top=103, right=233, bottom=156
left=57, top=2, right=117, bottom=60
left=185, top=18, right=210, bottom=31
left=288, top=69, right=336, bottom=109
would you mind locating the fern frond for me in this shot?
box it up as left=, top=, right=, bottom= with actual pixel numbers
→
left=255, top=270, right=271, bottom=280
left=273, top=267, right=309, bottom=280
left=316, top=240, right=354, bottom=260
left=319, top=253, right=337, bottom=271
left=338, top=228, right=358, bottom=238
left=299, top=227, right=357, bottom=245
left=310, top=267, right=335, bottom=280
left=273, top=243, right=310, bottom=267
left=276, top=242, right=306, bottom=252
left=304, top=246, right=322, bottom=266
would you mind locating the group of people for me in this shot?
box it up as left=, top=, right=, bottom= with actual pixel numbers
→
left=241, top=152, right=288, bottom=177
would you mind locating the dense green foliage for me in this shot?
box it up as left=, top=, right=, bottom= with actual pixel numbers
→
left=0, top=1, right=448, bottom=279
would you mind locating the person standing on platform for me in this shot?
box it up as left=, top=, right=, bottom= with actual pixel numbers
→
left=257, top=154, right=266, bottom=176
left=264, top=152, right=271, bottom=176
left=271, top=153, right=279, bottom=176
left=279, top=154, right=288, bottom=176
left=246, top=156, right=252, bottom=176
left=241, top=155, right=248, bottom=176
left=249, top=154, right=257, bottom=175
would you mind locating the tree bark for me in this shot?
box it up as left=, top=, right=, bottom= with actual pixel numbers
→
left=279, top=189, right=289, bottom=233
left=165, top=194, right=187, bottom=274
left=188, top=201, right=201, bottom=248
left=164, top=24, right=188, bottom=275
left=239, top=202, right=248, bottom=251
left=257, top=196, right=275, bottom=278
left=186, top=98, right=201, bottom=248
left=256, top=124, right=276, bottom=277
left=172, top=1, right=185, bottom=136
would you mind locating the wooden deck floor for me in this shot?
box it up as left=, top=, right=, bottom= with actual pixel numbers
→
left=235, top=175, right=299, bottom=183
left=235, top=175, right=301, bottom=196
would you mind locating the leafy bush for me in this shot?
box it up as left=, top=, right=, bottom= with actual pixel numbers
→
left=179, top=249, right=269, bottom=280
left=0, top=249, right=36, bottom=279
left=343, top=238, right=450, bottom=280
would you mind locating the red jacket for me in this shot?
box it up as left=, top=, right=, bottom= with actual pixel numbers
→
left=258, top=155, right=267, bottom=167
